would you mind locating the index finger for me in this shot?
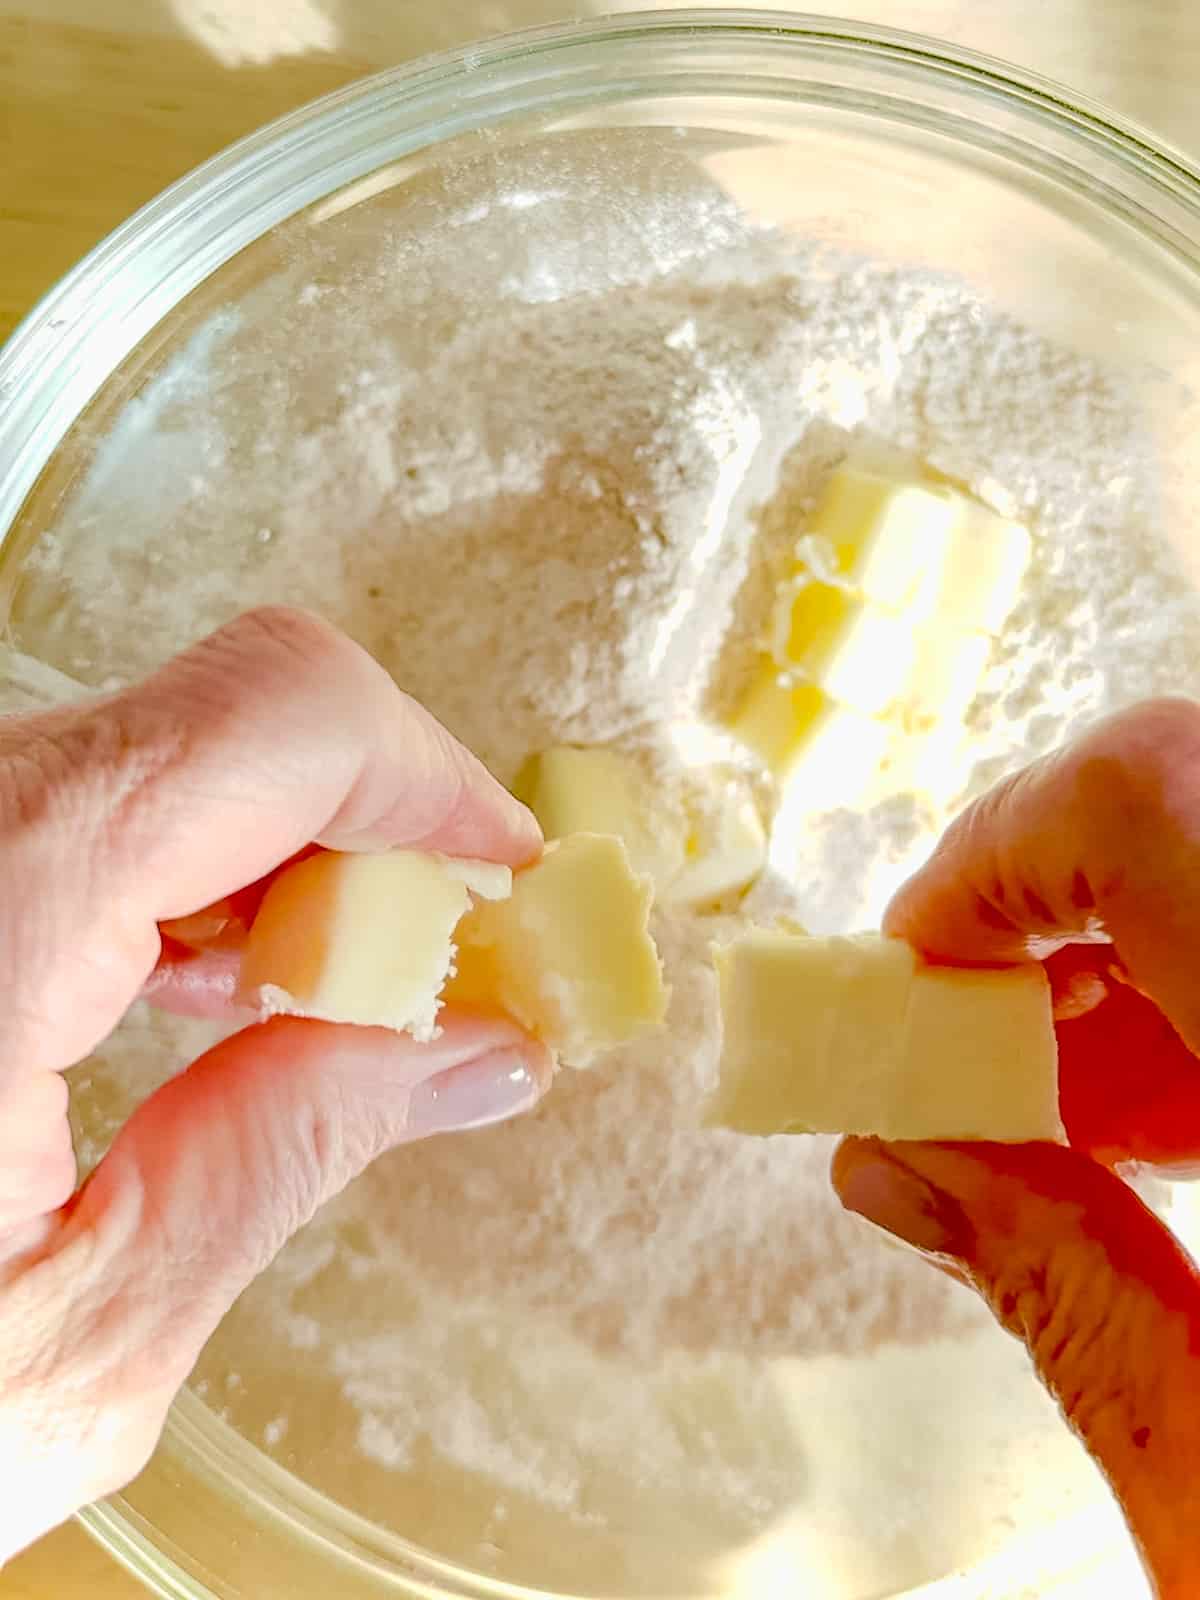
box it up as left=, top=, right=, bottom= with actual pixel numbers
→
left=885, top=696, right=1200, bottom=1054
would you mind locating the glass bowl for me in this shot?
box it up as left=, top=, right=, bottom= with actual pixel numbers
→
left=2, top=11, right=1199, bottom=1598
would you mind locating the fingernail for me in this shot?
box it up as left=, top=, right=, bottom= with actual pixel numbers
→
left=837, top=1150, right=965, bottom=1257
left=318, top=830, right=397, bottom=854
left=407, top=1048, right=542, bottom=1136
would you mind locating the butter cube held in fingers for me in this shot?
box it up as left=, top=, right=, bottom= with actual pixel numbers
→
left=239, top=849, right=512, bottom=1041
left=710, top=930, right=1063, bottom=1142
left=239, top=834, right=667, bottom=1068
left=902, top=964, right=1064, bottom=1142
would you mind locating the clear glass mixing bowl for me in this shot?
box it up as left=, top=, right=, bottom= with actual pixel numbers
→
left=2, top=11, right=1200, bottom=1598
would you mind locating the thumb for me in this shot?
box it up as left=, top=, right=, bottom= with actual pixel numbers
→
left=833, top=1139, right=1200, bottom=1598
left=3, top=1012, right=549, bottom=1551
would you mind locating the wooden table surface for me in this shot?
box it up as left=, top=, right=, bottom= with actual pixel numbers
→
left=2, top=0, right=1200, bottom=1593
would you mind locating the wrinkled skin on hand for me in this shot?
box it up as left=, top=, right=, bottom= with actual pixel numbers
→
left=834, top=697, right=1200, bottom=1597
left=0, top=607, right=550, bottom=1564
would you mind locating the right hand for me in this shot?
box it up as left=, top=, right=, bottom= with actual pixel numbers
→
left=832, top=697, right=1200, bottom=1596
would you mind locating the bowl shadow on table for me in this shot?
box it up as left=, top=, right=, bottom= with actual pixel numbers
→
left=3, top=0, right=622, bottom=346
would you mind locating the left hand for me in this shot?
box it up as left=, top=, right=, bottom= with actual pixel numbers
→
left=0, top=607, right=550, bottom=1564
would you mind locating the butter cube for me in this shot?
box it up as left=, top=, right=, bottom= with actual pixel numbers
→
left=731, top=671, right=889, bottom=808
left=517, top=744, right=765, bottom=907
left=883, top=719, right=971, bottom=811
left=710, top=930, right=1063, bottom=1142
left=513, top=745, right=685, bottom=891
left=772, top=580, right=917, bottom=716
left=900, top=629, right=992, bottom=733
left=665, top=783, right=767, bottom=907
left=724, top=467, right=1030, bottom=830
left=446, top=833, right=667, bottom=1066
left=239, top=849, right=512, bottom=1040
left=911, top=502, right=1031, bottom=635
left=902, top=964, right=1063, bottom=1141
left=709, top=933, right=915, bottom=1134
left=806, top=468, right=957, bottom=610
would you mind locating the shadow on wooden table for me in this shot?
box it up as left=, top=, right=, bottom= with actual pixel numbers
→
left=2, top=1519, right=142, bottom=1598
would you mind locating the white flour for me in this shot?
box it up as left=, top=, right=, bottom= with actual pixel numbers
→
left=10, top=134, right=1197, bottom=1587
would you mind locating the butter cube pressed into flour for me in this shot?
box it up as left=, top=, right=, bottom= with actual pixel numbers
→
left=804, top=465, right=1030, bottom=637
left=446, top=833, right=667, bottom=1066
left=514, top=745, right=686, bottom=892
left=710, top=930, right=1062, bottom=1142
left=730, top=674, right=890, bottom=810
left=664, top=784, right=767, bottom=908
left=910, top=499, right=1032, bottom=635
left=518, top=744, right=766, bottom=908
left=725, top=464, right=1032, bottom=814
left=241, top=834, right=666, bottom=1065
left=805, top=468, right=957, bottom=610
left=771, top=579, right=917, bottom=717
left=239, top=849, right=512, bottom=1040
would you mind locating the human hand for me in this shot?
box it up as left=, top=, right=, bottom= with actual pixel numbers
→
left=831, top=697, right=1200, bottom=1596
left=0, top=607, right=551, bottom=1564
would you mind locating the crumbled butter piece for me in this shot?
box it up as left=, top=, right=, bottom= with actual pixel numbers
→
left=241, top=836, right=667, bottom=1067
left=446, top=833, right=667, bottom=1066
left=710, top=930, right=1062, bottom=1142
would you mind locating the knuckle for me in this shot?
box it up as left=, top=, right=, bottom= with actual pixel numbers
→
left=987, top=1236, right=1148, bottom=1446
left=185, top=608, right=379, bottom=745
left=215, top=605, right=355, bottom=684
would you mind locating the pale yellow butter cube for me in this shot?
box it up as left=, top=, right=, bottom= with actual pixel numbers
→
left=446, top=833, right=667, bottom=1067
left=826, top=938, right=921, bottom=1131
left=710, top=930, right=1063, bottom=1142
left=729, top=667, right=827, bottom=777
left=239, top=849, right=512, bottom=1040
left=772, top=579, right=916, bottom=716
left=708, top=933, right=845, bottom=1134
left=901, top=629, right=992, bottom=732
left=731, top=670, right=890, bottom=810
left=514, top=745, right=686, bottom=892
left=911, top=501, right=1032, bottom=635
left=807, top=467, right=957, bottom=610
left=666, top=783, right=767, bottom=907
left=902, top=964, right=1063, bottom=1142
left=517, top=744, right=765, bottom=907
left=883, top=719, right=972, bottom=811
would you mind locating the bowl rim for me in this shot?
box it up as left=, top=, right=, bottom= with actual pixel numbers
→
left=4, top=7, right=1200, bottom=551
left=3, top=8, right=1187, bottom=1595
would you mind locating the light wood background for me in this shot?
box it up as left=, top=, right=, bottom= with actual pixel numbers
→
left=2, top=0, right=1199, bottom=1593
